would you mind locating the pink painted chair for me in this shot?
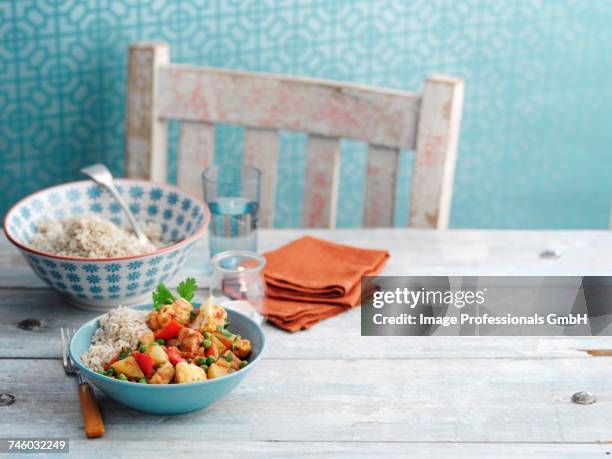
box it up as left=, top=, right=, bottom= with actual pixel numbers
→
left=124, top=41, right=464, bottom=229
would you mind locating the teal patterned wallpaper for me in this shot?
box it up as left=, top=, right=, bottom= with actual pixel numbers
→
left=1, top=0, right=612, bottom=228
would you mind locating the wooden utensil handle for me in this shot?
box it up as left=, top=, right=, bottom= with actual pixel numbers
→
left=78, top=383, right=105, bottom=438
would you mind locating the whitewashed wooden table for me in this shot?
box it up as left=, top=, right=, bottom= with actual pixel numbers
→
left=2, top=229, right=612, bottom=458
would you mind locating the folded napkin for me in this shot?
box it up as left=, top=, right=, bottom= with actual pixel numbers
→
left=263, top=236, right=389, bottom=332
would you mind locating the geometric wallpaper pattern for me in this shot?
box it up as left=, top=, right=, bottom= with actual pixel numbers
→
left=1, top=0, right=612, bottom=228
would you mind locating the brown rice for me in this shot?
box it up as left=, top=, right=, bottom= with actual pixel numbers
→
left=80, top=306, right=151, bottom=371
left=30, top=214, right=162, bottom=258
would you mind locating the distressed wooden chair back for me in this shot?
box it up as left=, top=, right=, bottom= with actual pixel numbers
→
left=125, top=41, right=464, bottom=229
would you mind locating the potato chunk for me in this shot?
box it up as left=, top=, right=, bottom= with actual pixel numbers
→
left=146, top=343, right=169, bottom=367
left=218, top=350, right=241, bottom=370
left=111, top=356, right=144, bottom=380
left=207, top=363, right=230, bottom=379
left=175, top=361, right=207, bottom=384
left=139, top=332, right=155, bottom=346
left=149, top=362, right=175, bottom=385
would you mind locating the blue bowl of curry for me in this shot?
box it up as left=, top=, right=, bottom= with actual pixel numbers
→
left=70, top=302, right=266, bottom=415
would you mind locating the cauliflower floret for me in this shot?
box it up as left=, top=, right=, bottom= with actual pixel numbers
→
left=191, top=305, right=227, bottom=333
left=169, top=298, right=193, bottom=325
left=147, top=308, right=172, bottom=330
left=148, top=297, right=194, bottom=330
left=175, top=361, right=207, bottom=384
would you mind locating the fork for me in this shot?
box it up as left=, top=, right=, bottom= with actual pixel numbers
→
left=60, top=328, right=105, bottom=438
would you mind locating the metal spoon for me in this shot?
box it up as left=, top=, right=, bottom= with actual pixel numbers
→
left=80, top=164, right=150, bottom=246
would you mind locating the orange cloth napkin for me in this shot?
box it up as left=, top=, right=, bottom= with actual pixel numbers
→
left=263, top=236, right=389, bottom=332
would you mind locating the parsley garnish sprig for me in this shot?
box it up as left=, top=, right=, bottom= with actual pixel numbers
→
left=152, top=277, right=198, bottom=310
left=176, top=277, right=197, bottom=301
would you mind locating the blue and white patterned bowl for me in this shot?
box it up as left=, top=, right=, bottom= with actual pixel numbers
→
left=3, top=179, right=209, bottom=310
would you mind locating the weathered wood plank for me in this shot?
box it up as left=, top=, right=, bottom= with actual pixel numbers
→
left=2, top=358, right=612, bottom=444
left=302, top=136, right=341, bottom=228
left=3, top=228, right=612, bottom=451
left=177, top=121, right=214, bottom=196
left=410, top=75, right=464, bottom=229
left=17, top=440, right=612, bottom=459
left=3, top=229, right=612, bottom=289
left=2, top=290, right=612, bottom=360
left=158, top=64, right=419, bottom=150
left=243, top=128, right=279, bottom=228
left=125, top=42, right=170, bottom=182
left=363, top=145, right=400, bottom=227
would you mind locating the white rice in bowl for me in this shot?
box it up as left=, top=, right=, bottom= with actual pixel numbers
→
left=81, top=306, right=151, bottom=371
left=30, top=214, right=163, bottom=258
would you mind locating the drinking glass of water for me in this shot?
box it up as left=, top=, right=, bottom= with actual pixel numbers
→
left=202, top=164, right=261, bottom=259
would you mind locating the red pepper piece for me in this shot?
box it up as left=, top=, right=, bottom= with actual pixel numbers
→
left=154, top=319, right=182, bottom=340
left=132, top=351, right=155, bottom=378
left=213, top=332, right=235, bottom=349
left=205, top=343, right=219, bottom=358
left=166, top=346, right=185, bottom=366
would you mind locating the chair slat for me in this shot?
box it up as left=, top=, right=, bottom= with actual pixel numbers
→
left=125, top=42, right=170, bottom=181
left=126, top=42, right=464, bottom=230
left=409, top=76, right=464, bottom=229
left=177, top=122, right=215, bottom=196
left=302, top=136, right=341, bottom=228
left=363, top=146, right=399, bottom=227
left=158, top=64, right=419, bottom=150
left=244, top=128, right=279, bottom=228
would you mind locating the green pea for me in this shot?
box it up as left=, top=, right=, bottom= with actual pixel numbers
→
left=138, top=344, right=147, bottom=353
left=239, top=361, right=248, bottom=369
left=190, top=311, right=197, bottom=320
left=156, top=339, right=165, bottom=345
left=97, top=369, right=105, bottom=375
left=138, top=378, right=148, bottom=384
left=106, top=368, right=115, bottom=376
left=200, top=364, right=209, bottom=372
left=224, top=352, right=234, bottom=362
left=204, top=332, right=212, bottom=339
left=117, top=374, right=128, bottom=381
left=197, top=357, right=206, bottom=366
left=203, top=339, right=212, bottom=350
left=206, top=356, right=217, bottom=365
